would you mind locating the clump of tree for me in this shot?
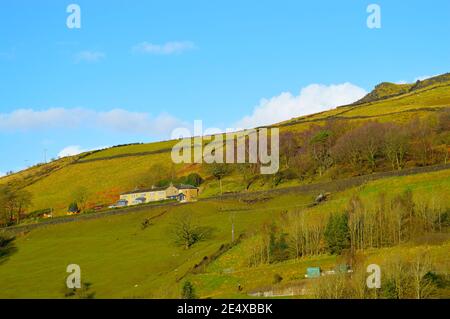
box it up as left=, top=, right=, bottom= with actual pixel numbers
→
left=313, top=248, right=445, bottom=299
left=72, top=186, right=89, bottom=213
left=172, top=213, right=213, bottom=249
left=382, top=249, right=443, bottom=299
left=178, top=173, right=203, bottom=187
left=324, top=212, right=350, bottom=255
left=332, top=121, right=385, bottom=171
left=0, top=185, right=32, bottom=226
left=247, top=189, right=447, bottom=267
left=276, top=110, right=450, bottom=183
left=310, top=129, right=334, bottom=176
left=248, top=218, right=321, bottom=266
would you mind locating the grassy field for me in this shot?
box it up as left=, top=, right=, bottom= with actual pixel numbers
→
left=1, top=75, right=449, bottom=216
left=1, top=169, right=448, bottom=298
left=79, top=140, right=178, bottom=161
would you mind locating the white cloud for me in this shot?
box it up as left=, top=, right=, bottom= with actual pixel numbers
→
left=57, top=145, right=86, bottom=158
left=0, top=108, right=185, bottom=137
left=132, top=41, right=195, bottom=55
left=96, top=110, right=183, bottom=134
left=397, top=75, right=439, bottom=84
left=414, top=74, right=438, bottom=82
left=0, top=172, right=5, bottom=178
left=236, top=83, right=367, bottom=128
left=74, top=50, right=105, bottom=62
left=57, top=145, right=109, bottom=158
left=0, top=108, right=90, bottom=131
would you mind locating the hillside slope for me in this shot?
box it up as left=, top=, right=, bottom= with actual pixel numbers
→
left=0, top=168, right=448, bottom=298
left=1, top=74, right=449, bottom=216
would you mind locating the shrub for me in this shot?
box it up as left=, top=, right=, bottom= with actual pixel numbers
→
left=181, top=281, right=196, bottom=299
left=68, top=202, right=79, bottom=213
left=273, top=273, right=283, bottom=284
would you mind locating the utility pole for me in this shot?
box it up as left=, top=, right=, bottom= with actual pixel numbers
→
left=232, top=222, right=235, bottom=242
left=230, top=212, right=236, bottom=242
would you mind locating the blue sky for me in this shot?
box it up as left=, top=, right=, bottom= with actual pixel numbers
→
left=0, top=0, right=449, bottom=174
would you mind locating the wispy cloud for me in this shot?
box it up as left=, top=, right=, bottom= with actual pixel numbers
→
left=397, top=74, right=439, bottom=84
left=132, top=41, right=196, bottom=55
left=414, top=74, right=439, bottom=82
left=74, top=50, right=105, bottom=63
left=57, top=145, right=109, bottom=158
left=57, top=145, right=87, bottom=158
left=0, top=172, right=5, bottom=178
left=236, top=83, right=367, bottom=128
left=0, top=108, right=185, bottom=137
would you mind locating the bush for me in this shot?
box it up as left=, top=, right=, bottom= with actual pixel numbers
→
left=181, top=281, right=196, bottom=299
left=0, top=234, right=17, bottom=261
left=273, top=273, right=283, bottom=284
left=64, top=281, right=95, bottom=299
left=184, top=173, right=203, bottom=187
left=68, top=202, right=79, bottom=213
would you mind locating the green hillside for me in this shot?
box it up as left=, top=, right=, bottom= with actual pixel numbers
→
left=0, top=168, right=448, bottom=298
left=354, top=73, right=450, bottom=105
left=0, top=74, right=449, bottom=299
left=1, top=74, right=449, bottom=217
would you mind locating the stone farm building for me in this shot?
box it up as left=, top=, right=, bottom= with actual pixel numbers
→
left=117, top=183, right=199, bottom=206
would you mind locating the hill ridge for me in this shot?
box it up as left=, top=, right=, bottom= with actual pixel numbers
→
left=354, top=72, right=450, bottom=105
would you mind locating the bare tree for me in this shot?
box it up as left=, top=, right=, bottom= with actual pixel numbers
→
left=206, top=163, right=233, bottom=196
left=382, top=123, right=409, bottom=170
left=310, top=130, right=333, bottom=176
left=172, top=213, right=211, bottom=249
left=0, top=186, right=32, bottom=225
left=411, top=249, right=435, bottom=299
left=279, top=131, right=299, bottom=168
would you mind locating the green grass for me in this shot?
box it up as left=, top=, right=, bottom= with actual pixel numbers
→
left=1, top=75, right=449, bottom=299
left=1, top=76, right=449, bottom=217
left=0, top=199, right=279, bottom=298
left=79, top=140, right=177, bottom=161
left=1, top=169, right=448, bottom=298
